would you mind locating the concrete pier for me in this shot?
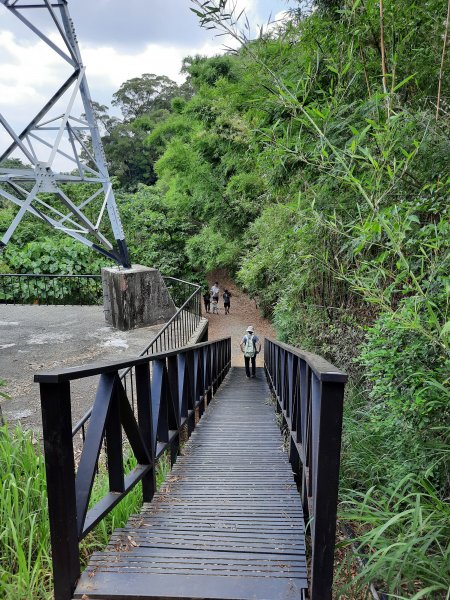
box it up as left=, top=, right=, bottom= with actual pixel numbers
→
left=102, top=265, right=176, bottom=331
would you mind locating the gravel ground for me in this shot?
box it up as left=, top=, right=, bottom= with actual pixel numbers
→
left=203, top=270, right=276, bottom=367
left=0, top=305, right=163, bottom=431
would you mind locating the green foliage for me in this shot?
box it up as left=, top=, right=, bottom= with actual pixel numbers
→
left=3, top=238, right=107, bottom=275
left=315, top=0, right=344, bottom=13
left=118, top=185, right=196, bottom=277
left=1, top=238, right=107, bottom=303
left=0, top=425, right=52, bottom=599
left=0, top=203, right=48, bottom=248
left=182, top=54, right=238, bottom=88
left=103, top=117, right=160, bottom=189
left=111, top=73, right=181, bottom=120
left=82, top=75, right=194, bottom=190
left=339, top=475, right=450, bottom=598
left=360, top=307, right=449, bottom=424
left=186, top=225, right=241, bottom=273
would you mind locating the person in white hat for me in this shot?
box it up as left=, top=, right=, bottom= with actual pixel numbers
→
left=239, top=326, right=261, bottom=379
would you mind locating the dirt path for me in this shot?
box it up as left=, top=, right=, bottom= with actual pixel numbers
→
left=203, top=270, right=276, bottom=367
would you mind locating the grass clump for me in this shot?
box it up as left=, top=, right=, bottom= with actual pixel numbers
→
left=0, top=424, right=172, bottom=599
left=0, top=425, right=52, bottom=599
left=339, top=475, right=450, bottom=599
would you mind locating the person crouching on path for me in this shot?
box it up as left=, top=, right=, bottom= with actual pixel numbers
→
left=240, top=326, right=261, bottom=379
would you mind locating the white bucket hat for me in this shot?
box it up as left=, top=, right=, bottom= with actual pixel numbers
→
left=247, top=326, right=254, bottom=333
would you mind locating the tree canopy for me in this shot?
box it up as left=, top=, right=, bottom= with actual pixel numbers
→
left=111, top=73, right=182, bottom=120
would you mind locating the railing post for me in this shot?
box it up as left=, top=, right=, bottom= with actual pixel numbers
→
left=153, top=359, right=169, bottom=446
left=186, top=350, right=196, bottom=434
left=135, top=363, right=156, bottom=502
left=105, top=382, right=125, bottom=493
left=203, top=345, right=212, bottom=406
left=310, top=380, right=345, bottom=600
left=167, top=355, right=180, bottom=466
left=212, top=344, right=218, bottom=393
left=193, top=349, right=204, bottom=418
left=39, top=381, right=80, bottom=600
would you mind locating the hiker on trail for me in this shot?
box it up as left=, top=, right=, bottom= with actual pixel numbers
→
left=223, top=289, right=231, bottom=314
left=203, top=291, right=211, bottom=313
left=210, top=282, right=219, bottom=304
left=240, top=326, right=261, bottom=379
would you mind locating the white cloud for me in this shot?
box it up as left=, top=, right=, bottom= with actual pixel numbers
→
left=0, top=27, right=224, bottom=166
left=236, top=0, right=258, bottom=13
left=81, top=40, right=223, bottom=93
left=0, top=30, right=67, bottom=108
left=0, top=28, right=222, bottom=147
left=0, top=0, right=292, bottom=164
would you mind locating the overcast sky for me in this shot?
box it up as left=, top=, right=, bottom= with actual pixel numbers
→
left=0, top=0, right=291, bottom=131
left=0, top=0, right=293, bottom=169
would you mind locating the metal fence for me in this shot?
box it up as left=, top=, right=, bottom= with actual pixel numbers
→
left=35, top=337, right=231, bottom=600
left=0, top=273, right=102, bottom=305
left=0, top=272, right=202, bottom=310
left=264, top=337, right=347, bottom=600
left=72, top=278, right=203, bottom=440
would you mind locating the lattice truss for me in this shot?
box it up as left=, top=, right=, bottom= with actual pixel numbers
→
left=0, top=0, right=130, bottom=266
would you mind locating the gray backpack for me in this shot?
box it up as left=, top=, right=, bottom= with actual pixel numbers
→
left=243, top=335, right=256, bottom=358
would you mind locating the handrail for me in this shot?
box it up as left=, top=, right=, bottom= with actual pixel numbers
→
left=264, top=338, right=347, bottom=600
left=265, top=337, right=347, bottom=382
left=35, top=337, right=232, bottom=600
left=39, top=337, right=227, bottom=383
left=141, top=276, right=201, bottom=356
left=71, top=277, right=202, bottom=437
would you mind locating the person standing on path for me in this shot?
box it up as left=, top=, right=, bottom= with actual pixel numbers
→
left=210, top=281, right=219, bottom=305
left=223, top=289, right=231, bottom=314
left=203, top=291, right=211, bottom=313
left=240, top=326, right=261, bottom=379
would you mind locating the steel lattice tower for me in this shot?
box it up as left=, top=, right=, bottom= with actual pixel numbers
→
left=0, top=0, right=131, bottom=267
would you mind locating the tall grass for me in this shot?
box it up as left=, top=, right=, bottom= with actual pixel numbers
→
left=337, top=386, right=450, bottom=599
left=0, top=425, right=171, bottom=600
left=0, top=426, right=52, bottom=599
left=339, top=475, right=450, bottom=598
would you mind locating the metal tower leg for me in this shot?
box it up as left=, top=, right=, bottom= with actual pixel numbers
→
left=0, top=0, right=131, bottom=267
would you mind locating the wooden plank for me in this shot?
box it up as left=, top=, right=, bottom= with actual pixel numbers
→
left=74, top=571, right=307, bottom=600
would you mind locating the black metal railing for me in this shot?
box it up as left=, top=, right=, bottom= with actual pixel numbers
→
left=72, top=277, right=203, bottom=440
left=156, top=277, right=203, bottom=353
left=35, top=337, right=231, bottom=600
left=264, top=338, right=347, bottom=600
left=0, top=273, right=102, bottom=305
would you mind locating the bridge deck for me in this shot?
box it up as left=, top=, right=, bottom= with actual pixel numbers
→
left=73, top=367, right=307, bottom=600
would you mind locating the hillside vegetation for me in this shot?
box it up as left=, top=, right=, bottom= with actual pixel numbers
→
left=1, top=0, right=449, bottom=596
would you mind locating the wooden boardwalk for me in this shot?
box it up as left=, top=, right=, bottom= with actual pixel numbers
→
left=73, top=366, right=307, bottom=600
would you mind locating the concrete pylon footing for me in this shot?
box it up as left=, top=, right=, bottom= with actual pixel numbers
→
left=102, top=265, right=176, bottom=331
